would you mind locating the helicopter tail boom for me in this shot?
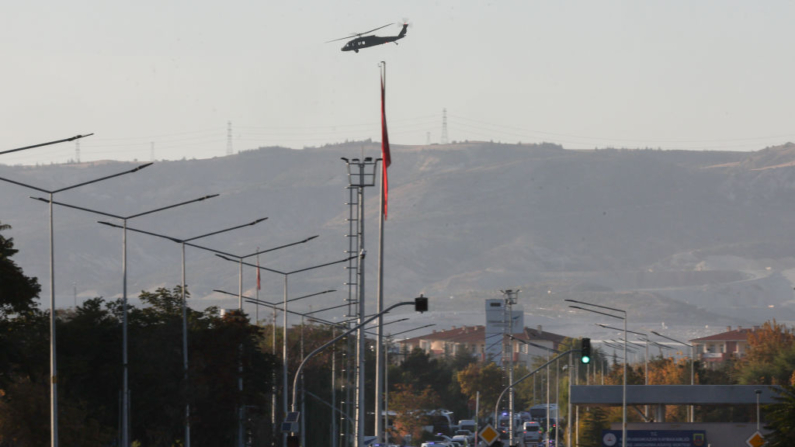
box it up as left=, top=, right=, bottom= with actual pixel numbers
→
left=397, top=23, right=408, bottom=39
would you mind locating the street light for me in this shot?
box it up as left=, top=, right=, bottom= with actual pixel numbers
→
left=189, top=235, right=318, bottom=447
left=651, top=331, right=695, bottom=422
left=566, top=299, right=627, bottom=447
left=599, top=324, right=650, bottom=388
left=99, top=217, right=268, bottom=446
left=291, top=299, right=428, bottom=427
left=216, top=254, right=355, bottom=447
left=32, top=193, right=219, bottom=447
left=508, top=335, right=561, bottom=447
left=0, top=161, right=152, bottom=447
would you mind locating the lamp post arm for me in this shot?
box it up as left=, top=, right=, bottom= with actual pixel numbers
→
left=493, top=349, right=577, bottom=427
left=126, top=194, right=219, bottom=219
left=0, top=176, right=52, bottom=193
left=183, top=217, right=267, bottom=242
left=291, top=300, right=416, bottom=412
left=565, top=299, right=626, bottom=316
left=569, top=305, right=624, bottom=321
left=0, top=133, right=93, bottom=156
left=98, top=221, right=183, bottom=243
left=286, top=256, right=356, bottom=275
left=53, top=162, right=152, bottom=193
left=241, top=236, right=319, bottom=259
left=31, top=197, right=123, bottom=218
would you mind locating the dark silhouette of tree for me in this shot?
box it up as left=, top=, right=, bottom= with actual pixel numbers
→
left=764, top=382, right=795, bottom=447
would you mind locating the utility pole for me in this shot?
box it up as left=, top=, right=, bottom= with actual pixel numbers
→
left=500, top=289, right=520, bottom=447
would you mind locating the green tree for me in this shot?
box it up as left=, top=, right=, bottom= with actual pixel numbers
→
left=456, top=362, right=505, bottom=420
left=764, top=383, right=795, bottom=447
left=580, top=407, right=609, bottom=447
left=388, top=383, right=441, bottom=443
left=738, top=320, right=795, bottom=385
left=0, top=221, right=41, bottom=317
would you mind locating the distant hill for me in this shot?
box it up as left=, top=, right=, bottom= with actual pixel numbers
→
left=3, top=141, right=795, bottom=339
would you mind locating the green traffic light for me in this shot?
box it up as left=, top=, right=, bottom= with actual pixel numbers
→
left=581, top=355, right=591, bottom=364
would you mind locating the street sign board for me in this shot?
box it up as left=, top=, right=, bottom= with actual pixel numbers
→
left=479, top=424, right=500, bottom=446
left=601, top=429, right=707, bottom=447
left=746, top=431, right=765, bottom=447
left=281, top=411, right=300, bottom=433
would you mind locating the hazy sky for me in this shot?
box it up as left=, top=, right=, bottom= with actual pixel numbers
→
left=2, top=1, right=794, bottom=165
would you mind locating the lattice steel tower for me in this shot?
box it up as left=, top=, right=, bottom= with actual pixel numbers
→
left=441, top=108, right=449, bottom=144
left=341, top=157, right=379, bottom=447
left=227, top=121, right=233, bottom=156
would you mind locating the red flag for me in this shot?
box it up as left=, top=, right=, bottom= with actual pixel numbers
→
left=256, top=251, right=261, bottom=290
left=381, top=75, right=391, bottom=219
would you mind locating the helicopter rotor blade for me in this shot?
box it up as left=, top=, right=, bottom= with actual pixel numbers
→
left=325, top=23, right=393, bottom=44
left=326, top=34, right=360, bottom=43
left=358, top=23, right=393, bottom=36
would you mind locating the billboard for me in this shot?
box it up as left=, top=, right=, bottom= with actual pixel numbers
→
left=601, top=430, right=707, bottom=447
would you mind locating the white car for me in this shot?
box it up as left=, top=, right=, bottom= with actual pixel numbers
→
left=451, top=435, right=470, bottom=446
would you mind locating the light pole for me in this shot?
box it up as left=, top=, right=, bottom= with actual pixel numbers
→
left=651, top=331, right=695, bottom=422
left=99, top=217, right=268, bottom=446
left=194, top=236, right=319, bottom=447
left=0, top=162, right=152, bottom=447
left=599, top=324, right=651, bottom=420
left=566, top=299, right=627, bottom=447
left=217, top=254, right=354, bottom=447
left=291, top=298, right=428, bottom=427
left=219, top=285, right=338, bottom=445
left=755, top=389, right=761, bottom=431
left=508, top=336, right=560, bottom=447
left=33, top=194, right=219, bottom=447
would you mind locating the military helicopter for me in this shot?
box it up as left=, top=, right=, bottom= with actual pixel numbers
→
left=328, top=23, right=409, bottom=53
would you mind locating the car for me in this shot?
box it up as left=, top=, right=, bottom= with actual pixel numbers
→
left=455, top=429, right=475, bottom=445
left=458, top=419, right=476, bottom=434
left=422, top=433, right=459, bottom=447
left=451, top=434, right=470, bottom=446
left=522, top=421, right=543, bottom=445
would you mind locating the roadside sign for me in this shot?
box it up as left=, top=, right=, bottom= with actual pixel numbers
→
left=746, top=431, right=765, bottom=447
left=602, top=429, right=707, bottom=446
left=281, top=411, right=300, bottom=433
left=479, top=424, right=500, bottom=446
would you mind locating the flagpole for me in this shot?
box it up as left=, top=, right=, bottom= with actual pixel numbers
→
left=375, top=61, right=387, bottom=443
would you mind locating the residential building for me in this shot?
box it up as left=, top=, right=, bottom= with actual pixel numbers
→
left=690, top=326, right=759, bottom=367
left=396, top=324, right=566, bottom=367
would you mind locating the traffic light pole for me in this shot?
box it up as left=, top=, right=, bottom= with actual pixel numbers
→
left=289, top=297, right=428, bottom=440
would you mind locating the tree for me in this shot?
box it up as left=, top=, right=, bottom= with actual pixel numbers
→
left=738, top=320, right=795, bottom=385
left=579, top=407, right=609, bottom=447
left=764, top=383, right=795, bottom=447
left=0, top=221, right=40, bottom=317
left=388, top=383, right=441, bottom=443
left=456, top=362, right=505, bottom=421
